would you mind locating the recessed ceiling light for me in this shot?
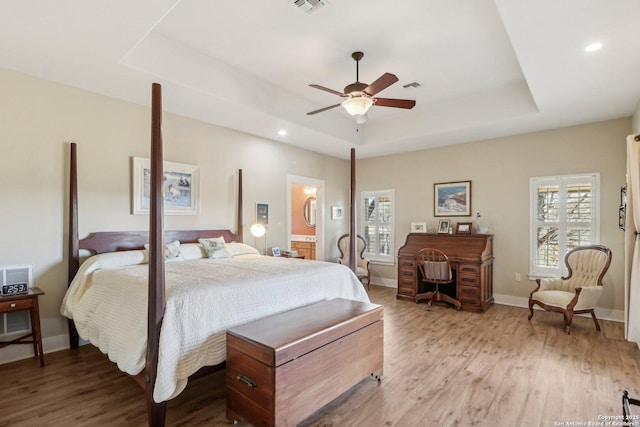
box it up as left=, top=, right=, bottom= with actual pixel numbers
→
left=584, top=43, right=603, bottom=52
left=278, top=130, right=287, bottom=136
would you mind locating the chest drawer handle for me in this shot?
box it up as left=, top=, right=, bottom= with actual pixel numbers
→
left=10, top=303, right=16, bottom=308
left=236, top=374, right=256, bottom=388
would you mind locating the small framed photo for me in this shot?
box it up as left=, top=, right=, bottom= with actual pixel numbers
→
left=456, top=222, right=473, bottom=234
left=331, top=206, right=344, bottom=220
left=271, top=247, right=281, bottom=257
left=411, top=222, right=427, bottom=233
left=438, top=219, right=451, bottom=234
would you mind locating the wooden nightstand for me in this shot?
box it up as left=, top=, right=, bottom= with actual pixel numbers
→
left=0, top=287, right=45, bottom=366
left=281, top=254, right=305, bottom=259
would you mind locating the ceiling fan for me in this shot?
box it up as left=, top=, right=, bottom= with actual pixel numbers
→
left=307, top=51, right=416, bottom=119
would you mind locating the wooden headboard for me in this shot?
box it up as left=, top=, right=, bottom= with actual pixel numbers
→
left=78, top=229, right=238, bottom=255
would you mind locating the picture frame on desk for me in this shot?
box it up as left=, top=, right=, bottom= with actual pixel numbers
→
left=411, top=222, right=427, bottom=233
left=456, top=222, right=473, bottom=234
left=437, top=219, right=450, bottom=234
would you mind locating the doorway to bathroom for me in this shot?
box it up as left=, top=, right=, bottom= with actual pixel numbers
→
left=286, top=175, right=325, bottom=261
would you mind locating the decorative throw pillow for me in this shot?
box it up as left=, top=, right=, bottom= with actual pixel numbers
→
left=144, top=240, right=184, bottom=263
left=198, top=237, right=232, bottom=259
left=226, top=242, right=261, bottom=256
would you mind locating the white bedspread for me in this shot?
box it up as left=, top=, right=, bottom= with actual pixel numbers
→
left=61, top=252, right=369, bottom=402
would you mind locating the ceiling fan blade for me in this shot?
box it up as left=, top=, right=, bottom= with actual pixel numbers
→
left=363, top=73, right=399, bottom=96
left=374, top=98, right=416, bottom=109
left=307, top=104, right=342, bottom=115
left=309, top=84, right=346, bottom=97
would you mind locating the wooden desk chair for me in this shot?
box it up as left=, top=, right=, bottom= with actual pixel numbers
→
left=415, top=248, right=461, bottom=311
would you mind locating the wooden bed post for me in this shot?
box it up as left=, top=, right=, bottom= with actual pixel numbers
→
left=238, top=169, right=243, bottom=243
left=349, top=148, right=357, bottom=275
left=146, top=83, right=167, bottom=426
left=67, top=142, right=80, bottom=349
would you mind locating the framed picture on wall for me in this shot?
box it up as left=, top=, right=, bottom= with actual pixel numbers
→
left=256, top=203, right=269, bottom=224
left=132, top=157, right=200, bottom=215
left=434, top=181, right=471, bottom=217
left=331, top=206, right=344, bottom=220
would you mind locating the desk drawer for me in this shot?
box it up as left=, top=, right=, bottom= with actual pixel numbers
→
left=0, top=298, right=33, bottom=312
left=399, top=270, right=415, bottom=280
left=398, top=258, right=416, bottom=269
left=458, top=264, right=480, bottom=275
left=458, top=286, right=481, bottom=306
left=397, top=284, right=414, bottom=296
left=458, top=274, right=480, bottom=287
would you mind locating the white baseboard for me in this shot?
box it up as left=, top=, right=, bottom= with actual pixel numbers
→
left=371, top=280, right=625, bottom=324
left=493, top=293, right=624, bottom=323
left=0, top=333, right=69, bottom=365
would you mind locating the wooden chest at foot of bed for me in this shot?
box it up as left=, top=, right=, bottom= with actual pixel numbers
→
left=226, top=298, right=384, bottom=427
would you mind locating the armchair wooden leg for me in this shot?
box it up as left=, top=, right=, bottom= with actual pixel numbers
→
left=590, top=310, right=601, bottom=332
left=564, top=310, right=574, bottom=335
left=528, top=299, right=535, bottom=321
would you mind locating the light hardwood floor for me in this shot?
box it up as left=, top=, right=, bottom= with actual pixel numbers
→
left=1, top=285, right=639, bottom=427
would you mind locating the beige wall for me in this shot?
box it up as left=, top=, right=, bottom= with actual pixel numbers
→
left=0, top=65, right=632, bottom=362
left=633, top=101, right=640, bottom=133
left=358, top=118, right=629, bottom=313
left=0, top=68, right=351, bottom=359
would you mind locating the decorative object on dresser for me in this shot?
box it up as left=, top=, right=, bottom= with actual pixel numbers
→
left=528, top=245, right=612, bottom=334
left=132, top=157, right=200, bottom=215
left=434, top=180, right=471, bottom=217
left=271, top=247, right=280, bottom=257
left=226, top=298, right=383, bottom=427
left=0, top=287, right=45, bottom=367
left=415, top=248, right=461, bottom=311
left=437, top=219, right=450, bottom=234
left=411, top=222, right=427, bottom=233
left=337, top=234, right=371, bottom=288
left=397, top=233, right=494, bottom=312
left=455, top=222, right=472, bottom=234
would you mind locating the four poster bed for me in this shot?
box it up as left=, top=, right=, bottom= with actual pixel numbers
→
left=62, top=83, right=368, bottom=426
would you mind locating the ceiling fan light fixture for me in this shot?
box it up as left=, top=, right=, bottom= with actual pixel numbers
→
left=341, top=96, right=374, bottom=116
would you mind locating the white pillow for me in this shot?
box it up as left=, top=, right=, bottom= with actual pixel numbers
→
left=198, top=237, right=232, bottom=259
left=144, top=240, right=184, bottom=263
left=180, top=243, right=206, bottom=260
left=226, top=242, right=260, bottom=256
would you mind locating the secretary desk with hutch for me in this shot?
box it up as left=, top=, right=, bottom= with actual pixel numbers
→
left=397, top=233, right=494, bottom=312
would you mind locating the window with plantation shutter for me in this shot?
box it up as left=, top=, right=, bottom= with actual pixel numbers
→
left=361, top=189, right=395, bottom=264
left=529, top=173, right=600, bottom=278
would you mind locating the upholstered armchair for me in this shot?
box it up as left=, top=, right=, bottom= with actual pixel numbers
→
left=528, top=245, right=612, bottom=334
left=337, top=234, right=371, bottom=288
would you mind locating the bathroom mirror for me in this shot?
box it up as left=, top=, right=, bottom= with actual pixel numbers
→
left=303, top=196, right=316, bottom=227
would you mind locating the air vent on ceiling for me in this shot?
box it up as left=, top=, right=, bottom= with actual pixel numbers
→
left=290, top=0, right=328, bottom=14
left=403, top=82, right=421, bottom=89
